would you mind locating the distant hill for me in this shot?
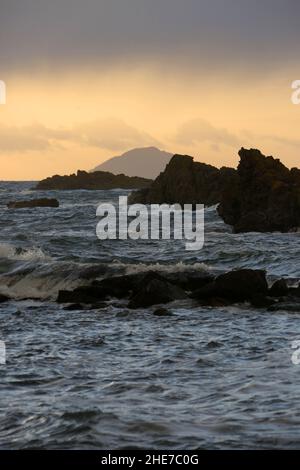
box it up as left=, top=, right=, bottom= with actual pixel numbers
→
left=91, top=147, right=173, bottom=179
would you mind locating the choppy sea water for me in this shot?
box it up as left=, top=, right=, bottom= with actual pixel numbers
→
left=0, top=181, right=300, bottom=449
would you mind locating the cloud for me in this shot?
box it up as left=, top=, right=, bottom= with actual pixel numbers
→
left=240, top=129, right=300, bottom=149
left=0, top=124, right=54, bottom=152
left=76, top=118, right=161, bottom=150
left=2, top=0, right=300, bottom=74
left=173, top=118, right=240, bottom=149
left=0, top=119, right=161, bottom=153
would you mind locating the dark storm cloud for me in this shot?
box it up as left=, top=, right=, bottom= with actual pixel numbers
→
left=1, top=0, right=300, bottom=73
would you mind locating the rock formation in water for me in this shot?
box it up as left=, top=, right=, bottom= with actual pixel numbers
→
left=129, top=154, right=237, bottom=206
left=130, top=148, right=300, bottom=233
left=7, top=198, right=59, bottom=209
left=34, top=170, right=152, bottom=190
left=218, top=148, right=300, bottom=232
left=56, top=267, right=300, bottom=311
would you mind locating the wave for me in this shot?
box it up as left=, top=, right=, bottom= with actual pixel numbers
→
left=119, top=260, right=211, bottom=275
left=0, top=259, right=212, bottom=301
left=0, top=243, right=50, bottom=261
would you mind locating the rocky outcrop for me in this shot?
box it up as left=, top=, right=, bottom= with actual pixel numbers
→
left=130, top=148, right=300, bottom=233
left=129, top=154, right=237, bottom=206
left=56, top=267, right=300, bottom=311
left=57, top=270, right=212, bottom=306
left=35, top=170, right=152, bottom=190
left=7, top=198, right=59, bottom=209
left=218, top=148, right=300, bottom=232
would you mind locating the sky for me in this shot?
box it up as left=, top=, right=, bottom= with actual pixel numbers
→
left=1, top=0, right=300, bottom=180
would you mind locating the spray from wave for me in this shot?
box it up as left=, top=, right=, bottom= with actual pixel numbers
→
left=0, top=243, right=50, bottom=261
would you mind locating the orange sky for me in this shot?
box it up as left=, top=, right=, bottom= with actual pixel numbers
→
left=1, top=66, right=299, bottom=180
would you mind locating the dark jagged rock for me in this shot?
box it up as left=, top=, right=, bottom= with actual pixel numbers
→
left=57, top=285, right=107, bottom=304
left=56, top=267, right=300, bottom=312
left=90, top=270, right=214, bottom=297
left=218, top=148, right=300, bottom=232
left=192, top=269, right=268, bottom=303
left=128, top=273, right=187, bottom=309
left=57, top=271, right=189, bottom=305
left=288, top=285, right=300, bottom=298
left=7, top=198, right=59, bottom=209
left=129, top=154, right=237, bottom=206
left=35, top=170, right=151, bottom=190
left=0, top=294, right=9, bottom=303
left=249, top=294, right=276, bottom=308
left=269, top=279, right=289, bottom=297
left=160, top=271, right=215, bottom=291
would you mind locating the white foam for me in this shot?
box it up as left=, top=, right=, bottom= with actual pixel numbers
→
left=0, top=243, right=50, bottom=261
left=111, top=260, right=211, bottom=275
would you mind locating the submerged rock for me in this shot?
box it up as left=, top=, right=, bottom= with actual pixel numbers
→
left=7, top=198, right=59, bottom=209
left=35, top=170, right=151, bottom=190
left=152, top=307, right=173, bottom=317
left=218, top=148, right=300, bottom=232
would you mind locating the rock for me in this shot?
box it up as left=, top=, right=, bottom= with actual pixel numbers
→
left=63, top=303, right=85, bottom=311
left=207, top=340, right=222, bottom=349
left=268, top=303, right=300, bottom=313
left=192, top=269, right=268, bottom=303
left=218, top=148, right=300, bottom=232
left=35, top=170, right=151, bottom=190
left=0, top=294, right=9, bottom=303
left=152, top=308, right=173, bottom=316
left=90, top=270, right=214, bottom=298
left=288, top=285, right=300, bottom=298
left=162, top=271, right=215, bottom=291
left=7, top=198, right=59, bottom=209
left=129, top=154, right=237, bottom=206
left=216, top=269, right=268, bottom=300
left=91, top=273, right=144, bottom=298
left=269, top=279, right=289, bottom=297
left=128, top=272, right=187, bottom=309
left=57, top=285, right=107, bottom=304
left=57, top=271, right=188, bottom=304
left=249, top=294, right=276, bottom=308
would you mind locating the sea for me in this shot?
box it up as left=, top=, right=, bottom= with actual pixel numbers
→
left=0, top=181, right=300, bottom=449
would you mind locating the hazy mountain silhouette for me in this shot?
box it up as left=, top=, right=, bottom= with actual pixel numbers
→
left=91, top=147, right=173, bottom=179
